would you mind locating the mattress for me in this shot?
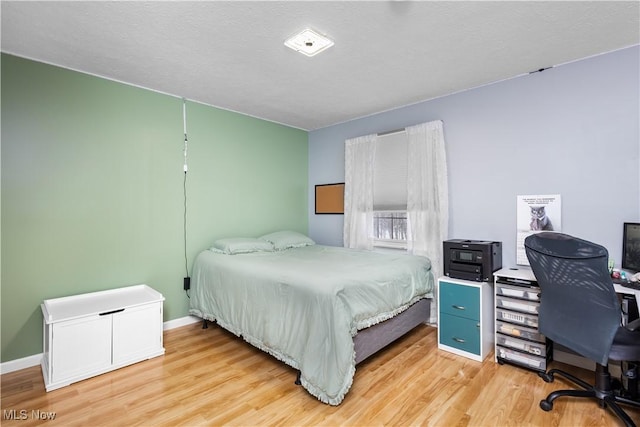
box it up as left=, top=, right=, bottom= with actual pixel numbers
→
left=189, top=244, right=434, bottom=405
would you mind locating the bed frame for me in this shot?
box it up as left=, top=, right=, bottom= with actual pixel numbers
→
left=354, top=297, right=431, bottom=364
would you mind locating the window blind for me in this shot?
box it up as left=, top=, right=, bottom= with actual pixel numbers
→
left=373, top=131, right=408, bottom=210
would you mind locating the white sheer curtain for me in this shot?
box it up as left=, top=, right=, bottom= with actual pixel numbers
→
left=406, top=120, right=449, bottom=324
left=343, top=134, right=377, bottom=249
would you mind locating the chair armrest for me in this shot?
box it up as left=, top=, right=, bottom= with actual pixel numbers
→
left=625, top=318, right=640, bottom=332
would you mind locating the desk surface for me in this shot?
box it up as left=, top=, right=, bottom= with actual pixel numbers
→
left=613, top=281, right=640, bottom=304
left=497, top=267, right=639, bottom=301
left=612, top=274, right=640, bottom=303
left=613, top=277, right=640, bottom=291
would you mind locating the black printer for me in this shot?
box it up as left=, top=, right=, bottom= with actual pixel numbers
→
left=443, top=239, right=502, bottom=282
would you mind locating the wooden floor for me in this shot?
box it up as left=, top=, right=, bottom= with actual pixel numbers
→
left=2, top=322, right=639, bottom=426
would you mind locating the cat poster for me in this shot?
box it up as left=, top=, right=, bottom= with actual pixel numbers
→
left=516, top=194, right=562, bottom=265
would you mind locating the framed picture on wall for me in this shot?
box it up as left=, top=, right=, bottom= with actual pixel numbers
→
left=315, top=183, right=344, bottom=214
left=516, top=194, right=562, bottom=265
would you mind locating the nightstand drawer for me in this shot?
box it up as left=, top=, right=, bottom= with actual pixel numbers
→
left=439, top=281, right=480, bottom=321
left=439, top=313, right=480, bottom=355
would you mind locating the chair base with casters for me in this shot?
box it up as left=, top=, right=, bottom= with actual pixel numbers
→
left=538, top=363, right=640, bottom=427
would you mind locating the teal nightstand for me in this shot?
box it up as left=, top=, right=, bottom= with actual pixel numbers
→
left=437, top=277, right=494, bottom=361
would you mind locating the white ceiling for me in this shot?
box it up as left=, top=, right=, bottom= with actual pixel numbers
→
left=2, top=1, right=639, bottom=131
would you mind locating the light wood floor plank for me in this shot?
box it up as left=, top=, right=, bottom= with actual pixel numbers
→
left=1, top=322, right=638, bottom=426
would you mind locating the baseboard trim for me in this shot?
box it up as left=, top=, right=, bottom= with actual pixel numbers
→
left=553, top=349, right=622, bottom=377
left=0, top=315, right=202, bottom=375
left=162, top=315, right=201, bottom=330
left=0, top=353, right=43, bottom=375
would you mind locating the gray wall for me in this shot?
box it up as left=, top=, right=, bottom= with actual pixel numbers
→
left=308, top=46, right=639, bottom=269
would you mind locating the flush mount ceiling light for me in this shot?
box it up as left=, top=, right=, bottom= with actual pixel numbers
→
left=284, top=28, right=334, bottom=57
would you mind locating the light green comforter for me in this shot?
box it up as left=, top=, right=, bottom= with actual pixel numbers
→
left=189, top=244, right=434, bottom=405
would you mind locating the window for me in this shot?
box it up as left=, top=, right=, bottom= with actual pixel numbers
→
left=373, top=211, right=407, bottom=248
left=373, top=131, right=408, bottom=249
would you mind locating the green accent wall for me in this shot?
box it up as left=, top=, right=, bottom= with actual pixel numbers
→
left=1, top=54, right=308, bottom=362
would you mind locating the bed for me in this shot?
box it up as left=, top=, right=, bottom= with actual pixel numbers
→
left=189, top=231, right=434, bottom=405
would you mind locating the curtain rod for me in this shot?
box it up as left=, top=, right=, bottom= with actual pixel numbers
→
left=377, top=119, right=445, bottom=137
left=377, top=128, right=406, bottom=137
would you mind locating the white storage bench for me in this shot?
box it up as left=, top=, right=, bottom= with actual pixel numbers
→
left=41, top=284, right=165, bottom=392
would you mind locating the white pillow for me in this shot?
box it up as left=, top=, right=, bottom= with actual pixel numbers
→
left=259, top=230, right=315, bottom=250
left=210, top=237, right=274, bottom=255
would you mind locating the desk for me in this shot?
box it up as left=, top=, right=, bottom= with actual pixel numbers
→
left=495, top=268, right=638, bottom=372
left=613, top=279, right=640, bottom=306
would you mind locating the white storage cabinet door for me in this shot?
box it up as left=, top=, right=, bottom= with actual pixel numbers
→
left=51, top=314, right=112, bottom=383
left=112, top=303, right=162, bottom=365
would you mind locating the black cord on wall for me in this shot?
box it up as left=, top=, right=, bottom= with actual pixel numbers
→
left=182, top=99, right=191, bottom=298
left=183, top=170, right=188, bottom=277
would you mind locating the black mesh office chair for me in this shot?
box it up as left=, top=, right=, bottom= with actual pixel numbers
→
left=525, top=232, right=640, bottom=427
